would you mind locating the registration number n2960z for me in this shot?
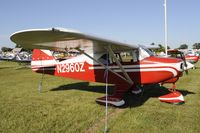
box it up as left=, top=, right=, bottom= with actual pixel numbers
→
left=57, top=62, right=85, bottom=73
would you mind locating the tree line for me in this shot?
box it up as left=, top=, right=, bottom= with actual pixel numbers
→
left=151, top=43, right=200, bottom=53
left=1, top=43, right=200, bottom=52
left=1, top=44, right=32, bottom=53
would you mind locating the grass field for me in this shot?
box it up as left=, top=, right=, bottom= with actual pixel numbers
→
left=0, top=61, right=200, bottom=133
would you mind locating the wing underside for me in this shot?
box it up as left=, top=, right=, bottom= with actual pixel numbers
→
left=10, top=28, right=138, bottom=53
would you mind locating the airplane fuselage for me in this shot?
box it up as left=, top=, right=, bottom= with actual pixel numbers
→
left=31, top=49, right=184, bottom=86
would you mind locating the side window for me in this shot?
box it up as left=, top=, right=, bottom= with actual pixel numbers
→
left=98, top=54, right=110, bottom=65
left=114, top=53, right=122, bottom=62
left=120, top=52, right=133, bottom=63
left=132, top=50, right=139, bottom=62
left=53, top=51, right=67, bottom=59
left=53, top=50, right=80, bottom=61
left=98, top=50, right=139, bottom=65
left=112, top=51, right=136, bottom=63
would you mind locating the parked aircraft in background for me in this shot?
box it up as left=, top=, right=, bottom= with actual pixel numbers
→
left=168, top=49, right=197, bottom=70
left=0, top=48, right=31, bottom=62
left=184, top=51, right=199, bottom=64
left=0, top=52, right=15, bottom=60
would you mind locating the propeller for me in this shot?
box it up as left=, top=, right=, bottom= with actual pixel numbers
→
left=183, top=58, right=188, bottom=75
left=181, top=53, right=194, bottom=75
left=181, top=52, right=188, bottom=75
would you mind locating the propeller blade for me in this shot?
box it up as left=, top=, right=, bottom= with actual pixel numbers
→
left=183, top=59, right=188, bottom=75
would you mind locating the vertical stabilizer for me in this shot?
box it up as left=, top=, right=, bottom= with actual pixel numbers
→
left=31, top=49, right=57, bottom=73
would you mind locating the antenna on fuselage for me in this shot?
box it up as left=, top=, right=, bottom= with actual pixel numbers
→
left=164, top=0, right=168, bottom=57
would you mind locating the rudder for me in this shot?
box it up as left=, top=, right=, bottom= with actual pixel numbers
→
left=31, top=49, right=57, bottom=73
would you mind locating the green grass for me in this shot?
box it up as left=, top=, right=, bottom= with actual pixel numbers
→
left=0, top=61, right=200, bottom=133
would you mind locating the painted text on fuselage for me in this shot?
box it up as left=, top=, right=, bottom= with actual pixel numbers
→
left=57, top=62, right=85, bottom=73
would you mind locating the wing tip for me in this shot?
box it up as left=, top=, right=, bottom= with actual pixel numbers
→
left=10, top=27, right=81, bottom=41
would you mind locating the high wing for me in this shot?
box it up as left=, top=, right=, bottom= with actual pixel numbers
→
left=10, top=27, right=138, bottom=53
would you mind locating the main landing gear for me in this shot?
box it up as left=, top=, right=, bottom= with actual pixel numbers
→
left=96, top=83, right=185, bottom=107
left=158, top=83, right=185, bottom=104
left=95, top=85, right=127, bottom=107
left=96, top=84, right=142, bottom=107
left=95, top=93, right=125, bottom=107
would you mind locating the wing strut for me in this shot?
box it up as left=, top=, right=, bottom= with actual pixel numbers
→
left=75, top=48, right=130, bottom=84
left=76, top=47, right=133, bottom=85
left=108, top=46, right=133, bottom=85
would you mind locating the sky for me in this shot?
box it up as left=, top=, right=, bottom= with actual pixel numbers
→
left=0, top=0, right=200, bottom=49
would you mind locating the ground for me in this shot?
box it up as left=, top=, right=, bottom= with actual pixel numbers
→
left=0, top=61, right=200, bottom=133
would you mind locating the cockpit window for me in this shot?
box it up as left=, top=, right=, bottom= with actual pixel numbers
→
left=113, top=52, right=134, bottom=63
left=110, top=51, right=138, bottom=64
left=132, top=50, right=139, bottom=62
left=98, top=46, right=153, bottom=64
left=98, top=54, right=110, bottom=64
left=138, top=46, right=154, bottom=60
left=53, top=50, right=80, bottom=61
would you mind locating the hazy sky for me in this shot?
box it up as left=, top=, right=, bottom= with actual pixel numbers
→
left=0, top=0, right=200, bottom=49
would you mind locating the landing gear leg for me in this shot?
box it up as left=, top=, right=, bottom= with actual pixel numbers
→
left=96, top=92, right=126, bottom=107
left=168, top=83, right=176, bottom=92
left=130, top=85, right=142, bottom=95
left=96, top=85, right=128, bottom=107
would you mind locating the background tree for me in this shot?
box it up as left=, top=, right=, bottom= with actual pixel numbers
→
left=15, top=44, right=32, bottom=53
left=153, top=44, right=170, bottom=53
left=1, top=47, right=12, bottom=52
left=193, top=43, right=200, bottom=49
left=178, top=44, right=188, bottom=49
left=150, top=42, right=155, bottom=46
left=158, top=44, right=165, bottom=52
left=154, top=44, right=164, bottom=52
left=15, top=44, right=21, bottom=48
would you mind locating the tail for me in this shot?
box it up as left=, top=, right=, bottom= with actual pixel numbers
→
left=31, top=49, right=57, bottom=74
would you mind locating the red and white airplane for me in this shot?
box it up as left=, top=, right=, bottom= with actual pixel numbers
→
left=185, top=52, right=199, bottom=64
left=168, top=49, right=197, bottom=69
left=11, top=28, right=187, bottom=106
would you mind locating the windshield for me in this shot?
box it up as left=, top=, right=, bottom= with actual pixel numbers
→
left=138, top=45, right=154, bottom=60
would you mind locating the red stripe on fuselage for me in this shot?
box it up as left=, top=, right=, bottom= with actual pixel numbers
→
left=32, top=56, right=182, bottom=85
left=34, top=62, right=179, bottom=85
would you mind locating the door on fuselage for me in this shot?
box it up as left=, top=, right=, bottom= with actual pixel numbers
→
left=94, top=50, right=141, bottom=84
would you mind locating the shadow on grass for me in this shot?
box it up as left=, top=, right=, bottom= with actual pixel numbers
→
left=194, top=66, right=200, bottom=69
left=16, top=66, right=31, bottom=70
left=50, top=82, right=195, bottom=108
left=50, top=82, right=114, bottom=94
left=122, top=84, right=195, bottom=108
left=0, top=66, right=14, bottom=69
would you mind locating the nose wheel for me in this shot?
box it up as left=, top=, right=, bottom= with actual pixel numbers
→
left=159, top=83, right=185, bottom=104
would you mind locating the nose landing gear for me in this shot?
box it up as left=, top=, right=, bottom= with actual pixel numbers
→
left=159, top=83, right=184, bottom=104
